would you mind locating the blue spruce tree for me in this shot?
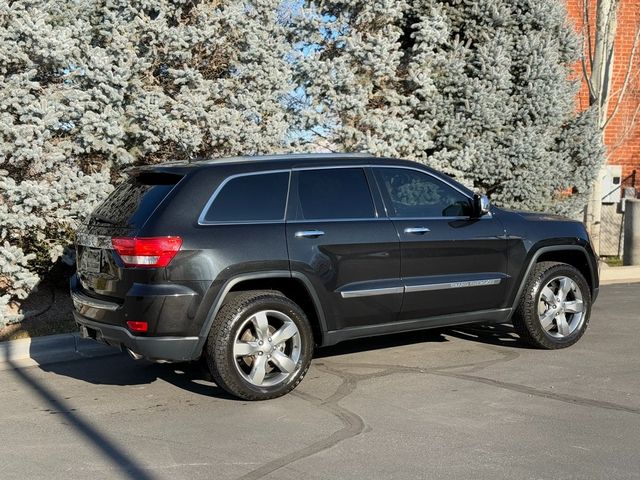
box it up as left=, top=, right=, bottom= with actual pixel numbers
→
left=295, top=0, right=604, bottom=214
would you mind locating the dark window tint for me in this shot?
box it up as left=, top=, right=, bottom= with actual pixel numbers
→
left=203, top=172, right=289, bottom=223
left=375, top=168, right=473, bottom=217
left=296, top=168, right=375, bottom=220
left=91, top=172, right=183, bottom=228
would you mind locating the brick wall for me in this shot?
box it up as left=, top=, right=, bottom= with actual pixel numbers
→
left=566, top=0, right=640, bottom=181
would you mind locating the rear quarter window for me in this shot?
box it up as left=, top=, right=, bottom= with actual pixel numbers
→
left=201, top=171, right=290, bottom=223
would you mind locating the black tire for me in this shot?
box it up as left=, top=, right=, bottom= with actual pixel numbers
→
left=205, top=290, right=314, bottom=400
left=512, top=261, right=592, bottom=349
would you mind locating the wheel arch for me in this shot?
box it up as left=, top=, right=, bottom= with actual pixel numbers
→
left=192, top=271, right=327, bottom=357
left=509, top=245, right=598, bottom=316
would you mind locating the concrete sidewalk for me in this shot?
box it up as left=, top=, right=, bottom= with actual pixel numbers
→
left=599, top=264, right=640, bottom=285
left=0, top=333, right=114, bottom=370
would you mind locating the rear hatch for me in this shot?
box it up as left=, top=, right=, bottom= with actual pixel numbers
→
left=76, top=170, right=184, bottom=299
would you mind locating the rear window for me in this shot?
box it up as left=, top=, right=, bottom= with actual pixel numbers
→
left=295, top=168, right=375, bottom=220
left=201, top=171, right=290, bottom=223
left=90, top=172, right=182, bottom=229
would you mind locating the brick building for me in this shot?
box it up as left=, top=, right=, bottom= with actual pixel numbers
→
left=566, top=1, right=640, bottom=256
left=566, top=0, right=640, bottom=183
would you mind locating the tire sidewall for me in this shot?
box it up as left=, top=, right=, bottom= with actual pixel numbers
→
left=215, top=295, right=313, bottom=399
left=528, top=264, right=592, bottom=347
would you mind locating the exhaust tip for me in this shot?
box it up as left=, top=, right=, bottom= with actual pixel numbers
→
left=126, top=348, right=144, bottom=360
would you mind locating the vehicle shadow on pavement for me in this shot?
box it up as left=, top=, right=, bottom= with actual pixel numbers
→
left=444, top=322, right=531, bottom=349
left=32, top=323, right=528, bottom=398
left=35, top=351, right=237, bottom=400
left=315, top=328, right=449, bottom=358
left=316, top=322, right=528, bottom=358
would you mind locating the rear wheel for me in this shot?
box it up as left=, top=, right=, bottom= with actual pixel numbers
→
left=205, top=290, right=313, bottom=400
left=512, top=262, right=591, bottom=349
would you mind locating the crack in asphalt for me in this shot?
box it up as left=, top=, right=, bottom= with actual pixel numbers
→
left=429, top=371, right=640, bottom=415
left=236, top=363, right=367, bottom=480
left=238, top=346, right=520, bottom=480
left=236, top=341, right=639, bottom=479
left=237, top=344, right=520, bottom=480
left=327, top=358, right=640, bottom=415
left=325, top=341, right=640, bottom=416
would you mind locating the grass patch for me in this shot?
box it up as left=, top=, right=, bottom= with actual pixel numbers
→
left=602, top=256, right=623, bottom=267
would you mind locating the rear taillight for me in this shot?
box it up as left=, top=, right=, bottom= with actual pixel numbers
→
left=126, top=321, right=148, bottom=333
left=111, top=236, right=182, bottom=268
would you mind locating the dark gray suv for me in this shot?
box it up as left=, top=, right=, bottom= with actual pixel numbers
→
left=72, top=154, right=599, bottom=400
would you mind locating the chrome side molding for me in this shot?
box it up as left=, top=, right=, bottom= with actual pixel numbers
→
left=405, top=278, right=501, bottom=293
left=341, top=276, right=504, bottom=298
left=340, top=286, right=404, bottom=298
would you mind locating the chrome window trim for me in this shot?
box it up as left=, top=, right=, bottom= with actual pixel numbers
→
left=341, top=276, right=503, bottom=298
left=370, top=164, right=483, bottom=219
left=368, top=164, right=472, bottom=200
left=197, top=163, right=485, bottom=226
left=197, top=169, right=291, bottom=226
left=291, top=163, right=468, bottom=199
left=390, top=214, right=493, bottom=221
left=200, top=219, right=287, bottom=226
left=288, top=217, right=387, bottom=224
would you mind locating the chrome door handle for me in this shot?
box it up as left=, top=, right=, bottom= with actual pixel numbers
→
left=295, top=230, right=325, bottom=238
left=404, top=227, right=430, bottom=235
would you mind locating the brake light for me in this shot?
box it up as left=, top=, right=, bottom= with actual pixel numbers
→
left=127, top=321, right=148, bottom=332
left=111, top=237, right=182, bottom=268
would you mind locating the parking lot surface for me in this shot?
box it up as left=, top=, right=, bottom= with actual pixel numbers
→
left=1, top=283, right=639, bottom=480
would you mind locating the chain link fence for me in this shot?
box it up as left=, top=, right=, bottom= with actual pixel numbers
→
left=599, top=170, right=637, bottom=257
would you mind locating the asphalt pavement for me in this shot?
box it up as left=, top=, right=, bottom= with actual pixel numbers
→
left=1, top=283, right=639, bottom=480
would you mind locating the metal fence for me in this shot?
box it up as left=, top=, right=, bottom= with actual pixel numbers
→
left=599, top=170, right=637, bottom=257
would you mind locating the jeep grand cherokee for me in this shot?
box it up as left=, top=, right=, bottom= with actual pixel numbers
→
left=72, top=154, right=599, bottom=400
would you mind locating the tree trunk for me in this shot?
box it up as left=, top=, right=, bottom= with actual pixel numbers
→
left=583, top=0, right=619, bottom=255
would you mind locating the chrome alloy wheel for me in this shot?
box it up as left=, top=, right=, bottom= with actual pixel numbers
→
left=537, top=276, right=585, bottom=338
left=232, top=310, right=301, bottom=387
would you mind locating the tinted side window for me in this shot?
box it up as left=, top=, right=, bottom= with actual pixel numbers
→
left=203, top=172, right=289, bottom=223
left=296, top=168, right=376, bottom=220
left=375, top=168, right=473, bottom=218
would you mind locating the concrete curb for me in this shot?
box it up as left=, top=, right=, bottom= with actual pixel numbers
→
left=599, top=265, right=640, bottom=285
left=0, top=333, right=117, bottom=371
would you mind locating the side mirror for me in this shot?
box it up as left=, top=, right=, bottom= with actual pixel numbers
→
left=473, top=194, right=491, bottom=217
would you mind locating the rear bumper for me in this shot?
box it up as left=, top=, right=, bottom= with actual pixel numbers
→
left=70, top=274, right=204, bottom=361
left=74, top=312, right=200, bottom=362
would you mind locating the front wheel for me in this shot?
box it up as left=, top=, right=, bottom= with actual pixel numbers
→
left=205, top=290, right=314, bottom=400
left=512, top=262, right=592, bottom=349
